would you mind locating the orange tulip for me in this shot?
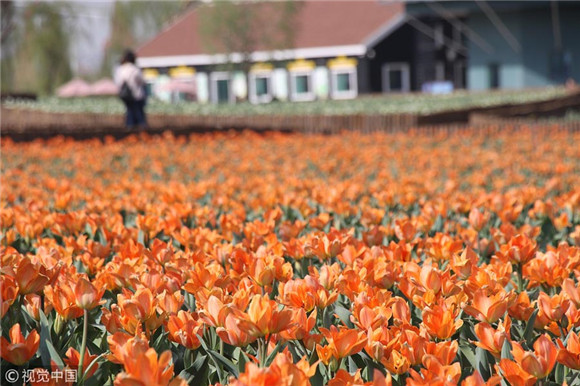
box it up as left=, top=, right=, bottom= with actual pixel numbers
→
left=421, top=303, right=463, bottom=340
left=537, top=291, right=570, bottom=322
left=15, top=257, right=50, bottom=295
left=508, top=291, right=534, bottom=321
left=1, top=274, right=19, bottom=317
left=74, top=277, right=105, bottom=310
left=117, top=287, right=165, bottom=335
left=244, top=294, right=294, bottom=337
left=157, top=290, right=184, bottom=315
left=497, top=359, right=536, bottom=386
left=450, top=247, right=479, bottom=279
left=0, top=323, right=40, bottom=365
left=198, top=295, right=237, bottom=328
left=24, top=293, right=44, bottom=321
left=230, top=351, right=317, bottom=386
left=511, top=334, right=557, bottom=379
left=166, top=310, right=204, bottom=350
left=44, top=277, right=84, bottom=320
left=327, top=369, right=368, bottom=386
left=464, top=288, right=512, bottom=323
left=114, top=347, right=187, bottom=386
left=64, top=347, right=99, bottom=378
left=316, top=325, right=366, bottom=365
left=469, top=208, right=489, bottom=232
left=473, top=316, right=511, bottom=358
left=279, top=308, right=321, bottom=350
left=563, top=278, right=580, bottom=307
left=497, top=234, right=537, bottom=265
left=407, top=355, right=461, bottom=386
left=557, top=331, right=580, bottom=370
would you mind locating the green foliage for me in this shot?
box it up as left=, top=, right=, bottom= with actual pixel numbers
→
left=5, top=2, right=73, bottom=95
left=3, top=86, right=568, bottom=116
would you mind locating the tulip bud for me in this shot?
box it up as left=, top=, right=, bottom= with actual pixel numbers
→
left=372, top=342, right=384, bottom=361
left=54, top=314, right=64, bottom=335
left=329, top=357, right=339, bottom=372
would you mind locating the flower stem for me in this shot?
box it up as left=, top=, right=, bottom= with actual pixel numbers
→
left=78, top=309, right=89, bottom=385
left=516, top=263, right=524, bottom=292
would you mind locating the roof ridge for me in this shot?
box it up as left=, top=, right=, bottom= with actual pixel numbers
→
left=136, top=4, right=200, bottom=55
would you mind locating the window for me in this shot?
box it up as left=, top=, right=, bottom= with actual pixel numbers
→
left=330, top=68, right=357, bottom=99
left=249, top=72, right=273, bottom=104
left=382, top=63, right=410, bottom=93
left=488, top=63, right=499, bottom=89
left=210, top=72, right=233, bottom=103
left=290, top=71, right=315, bottom=102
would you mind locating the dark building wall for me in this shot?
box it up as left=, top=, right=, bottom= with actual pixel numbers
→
left=367, top=20, right=466, bottom=93
left=368, top=23, right=416, bottom=93
left=466, top=3, right=580, bottom=89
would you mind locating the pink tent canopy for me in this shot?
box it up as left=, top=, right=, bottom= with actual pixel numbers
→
left=90, top=78, right=118, bottom=96
left=159, top=79, right=196, bottom=95
left=56, top=79, right=92, bottom=98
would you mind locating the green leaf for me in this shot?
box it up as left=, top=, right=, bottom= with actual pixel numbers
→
left=500, top=338, right=513, bottom=360
left=459, top=342, right=477, bottom=370
left=554, top=362, right=565, bottom=385
left=524, top=309, right=539, bottom=346
left=207, top=349, right=239, bottom=378
left=265, top=341, right=285, bottom=367
left=180, top=354, right=209, bottom=386
left=39, top=310, right=65, bottom=369
left=348, top=356, right=358, bottom=373
left=310, top=362, right=324, bottom=386
left=95, top=228, right=107, bottom=244
left=475, top=347, right=490, bottom=380
left=334, top=304, right=354, bottom=328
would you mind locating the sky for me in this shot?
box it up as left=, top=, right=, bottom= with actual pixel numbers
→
left=13, top=0, right=115, bottom=75
left=68, top=1, right=114, bottom=75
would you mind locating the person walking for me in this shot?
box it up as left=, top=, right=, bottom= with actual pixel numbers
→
left=115, top=49, right=147, bottom=130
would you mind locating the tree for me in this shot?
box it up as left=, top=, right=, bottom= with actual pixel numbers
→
left=4, top=2, right=74, bottom=95
left=1, top=1, right=16, bottom=92
left=198, top=1, right=301, bottom=100
left=101, top=0, right=196, bottom=77
left=1, top=1, right=16, bottom=45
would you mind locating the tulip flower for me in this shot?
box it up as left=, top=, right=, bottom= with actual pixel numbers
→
left=0, top=324, right=40, bottom=365
left=113, top=337, right=187, bottom=386
left=464, top=288, right=512, bottom=324
left=316, top=326, right=366, bottom=364
left=537, top=291, right=570, bottom=322
left=166, top=310, right=204, bottom=350
left=15, top=258, right=50, bottom=295
left=1, top=274, right=19, bottom=318
left=511, top=334, right=557, bottom=379
left=557, top=331, right=580, bottom=370
left=473, top=317, right=511, bottom=358
left=422, top=304, right=463, bottom=340
left=244, top=294, right=294, bottom=337
left=65, top=347, right=99, bottom=378
left=74, top=277, right=105, bottom=310
left=497, top=359, right=537, bottom=386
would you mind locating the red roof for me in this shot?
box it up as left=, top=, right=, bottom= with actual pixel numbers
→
left=137, top=1, right=404, bottom=58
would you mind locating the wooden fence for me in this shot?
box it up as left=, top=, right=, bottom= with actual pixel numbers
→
left=2, top=89, right=579, bottom=140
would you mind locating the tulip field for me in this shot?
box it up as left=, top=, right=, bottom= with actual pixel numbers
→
left=2, top=128, right=580, bottom=386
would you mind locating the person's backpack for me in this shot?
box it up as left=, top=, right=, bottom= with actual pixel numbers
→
left=119, top=81, right=134, bottom=103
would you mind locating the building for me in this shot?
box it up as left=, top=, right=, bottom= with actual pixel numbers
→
left=407, top=1, right=580, bottom=90
left=136, top=1, right=466, bottom=103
